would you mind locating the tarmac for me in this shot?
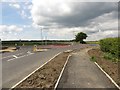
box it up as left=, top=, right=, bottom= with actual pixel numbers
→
left=57, top=48, right=117, bottom=89
left=1, top=44, right=89, bottom=88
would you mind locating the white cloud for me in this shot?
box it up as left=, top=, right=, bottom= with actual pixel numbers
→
left=9, top=3, right=20, bottom=9
left=0, top=25, right=23, bottom=40
left=2, top=0, right=31, bottom=2
left=87, top=30, right=118, bottom=41
left=28, top=5, right=32, bottom=10
left=0, top=25, right=23, bottom=33
left=8, top=2, right=31, bottom=19
left=20, top=10, right=27, bottom=18
left=23, top=25, right=31, bottom=28
left=1, top=1, right=118, bottom=41
left=31, top=0, right=72, bottom=25
left=1, top=0, right=119, bottom=2
left=30, top=1, right=118, bottom=41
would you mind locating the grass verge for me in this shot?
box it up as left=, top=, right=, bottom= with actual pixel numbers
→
left=88, top=48, right=120, bottom=86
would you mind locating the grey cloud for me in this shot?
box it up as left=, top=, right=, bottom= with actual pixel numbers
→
left=36, top=2, right=118, bottom=28
left=31, top=1, right=118, bottom=41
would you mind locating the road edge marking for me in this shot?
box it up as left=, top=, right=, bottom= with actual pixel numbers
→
left=54, top=54, right=72, bottom=90
left=10, top=52, right=62, bottom=89
left=94, top=62, right=120, bottom=89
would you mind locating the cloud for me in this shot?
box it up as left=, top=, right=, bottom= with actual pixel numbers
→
left=1, top=1, right=118, bottom=41
left=20, top=10, right=27, bottom=18
left=1, top=0, right=119, bottom=2
left=0, top=25, right=23, bottom=33
left=9, top=3, right=20, bottom=9
left=0, top=25, right=24, bottom=40
left=2, top=0, right=31, bottom=2
left=31, top=1, right=117, bottom=27
left=30, top=1, right=118, bottom=40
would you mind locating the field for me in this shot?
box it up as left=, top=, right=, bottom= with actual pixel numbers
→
left=86, top=41, right=99, bottom=44
left=1, top=40, right=72, bottom=46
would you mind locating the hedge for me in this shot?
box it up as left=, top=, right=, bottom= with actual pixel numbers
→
left=99, top=38, right=120, bottom=59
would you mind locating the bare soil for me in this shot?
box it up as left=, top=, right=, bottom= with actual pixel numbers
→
left=14, top=51, right=71, bottom=89
left=88, top=48, right=120, bottom=86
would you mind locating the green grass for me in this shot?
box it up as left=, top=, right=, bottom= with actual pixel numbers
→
left=86, top=41, right=99, bottom=44
left=103, top=52, right=120, bottom=62
left=2, top=41, right=72, bottom=46
left=99, top=37, right=120, bottom=62
left=90, top=56, right=97, bottom=62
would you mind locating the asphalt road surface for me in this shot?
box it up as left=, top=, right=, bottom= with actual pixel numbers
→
left=2, top=44, right=89, bottom=88
left=57, top=48, right=116, bottom=89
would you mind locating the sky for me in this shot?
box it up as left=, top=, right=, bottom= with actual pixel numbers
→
left=0, top=0, right=119, bottom=41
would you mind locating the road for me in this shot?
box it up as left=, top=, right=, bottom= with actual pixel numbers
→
left=2, top=44, right=89, bottom=88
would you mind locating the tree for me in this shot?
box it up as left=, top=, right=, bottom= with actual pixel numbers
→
left=75, top=32, right=87, bottom=44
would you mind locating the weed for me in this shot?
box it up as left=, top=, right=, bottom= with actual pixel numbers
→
left=90, top=56, right=97, bottom=62
left=103, top=52, right=119, bottom=63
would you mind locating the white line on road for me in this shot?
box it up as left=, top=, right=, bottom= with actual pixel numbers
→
left=12, top=55, right=18, bottom=58
left=27, top=51, right=34, bottom=54
left=2, top=53, right=23, bottom=59
left=10, top=52, right=62, bottom=89
left=7, top=53, right=34, bottom=62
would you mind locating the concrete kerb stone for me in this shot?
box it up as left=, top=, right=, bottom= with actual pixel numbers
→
left=10, top=52, right=62, bottom=90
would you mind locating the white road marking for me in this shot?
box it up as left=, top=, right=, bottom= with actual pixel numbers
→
left=7, top=53, right=34, bottom=62
left=2, top=53, right=23, bottom=59
left=27, top=51, right=34, bottom=54
left=12, top=55, right=18, bottom=58
left=10, top=52, right=62, bottom=89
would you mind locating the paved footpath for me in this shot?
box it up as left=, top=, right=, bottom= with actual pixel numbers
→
left=57, top=48, right=117, bottom=89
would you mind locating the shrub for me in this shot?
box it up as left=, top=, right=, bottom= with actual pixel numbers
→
left=100, top=37, right=120, bottom=60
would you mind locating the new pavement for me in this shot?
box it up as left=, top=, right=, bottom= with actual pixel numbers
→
left=57, top=48, right=116, bottom=89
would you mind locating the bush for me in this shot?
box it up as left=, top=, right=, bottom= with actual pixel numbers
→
left=100, top=38, right=120, bottom=59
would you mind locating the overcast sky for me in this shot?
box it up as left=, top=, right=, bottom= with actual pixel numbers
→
left=0, top=0, right=118, bottom=41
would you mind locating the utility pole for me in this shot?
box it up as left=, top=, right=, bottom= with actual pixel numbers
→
left=72, top=31, right=75, bottom=40
left=19, top=39, right=21, bottom=46
left=0, top=39, right=1, bottom=50
left=45, top=36, right=47, bottom=45
left=41, top=28, right=43, bottom=45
